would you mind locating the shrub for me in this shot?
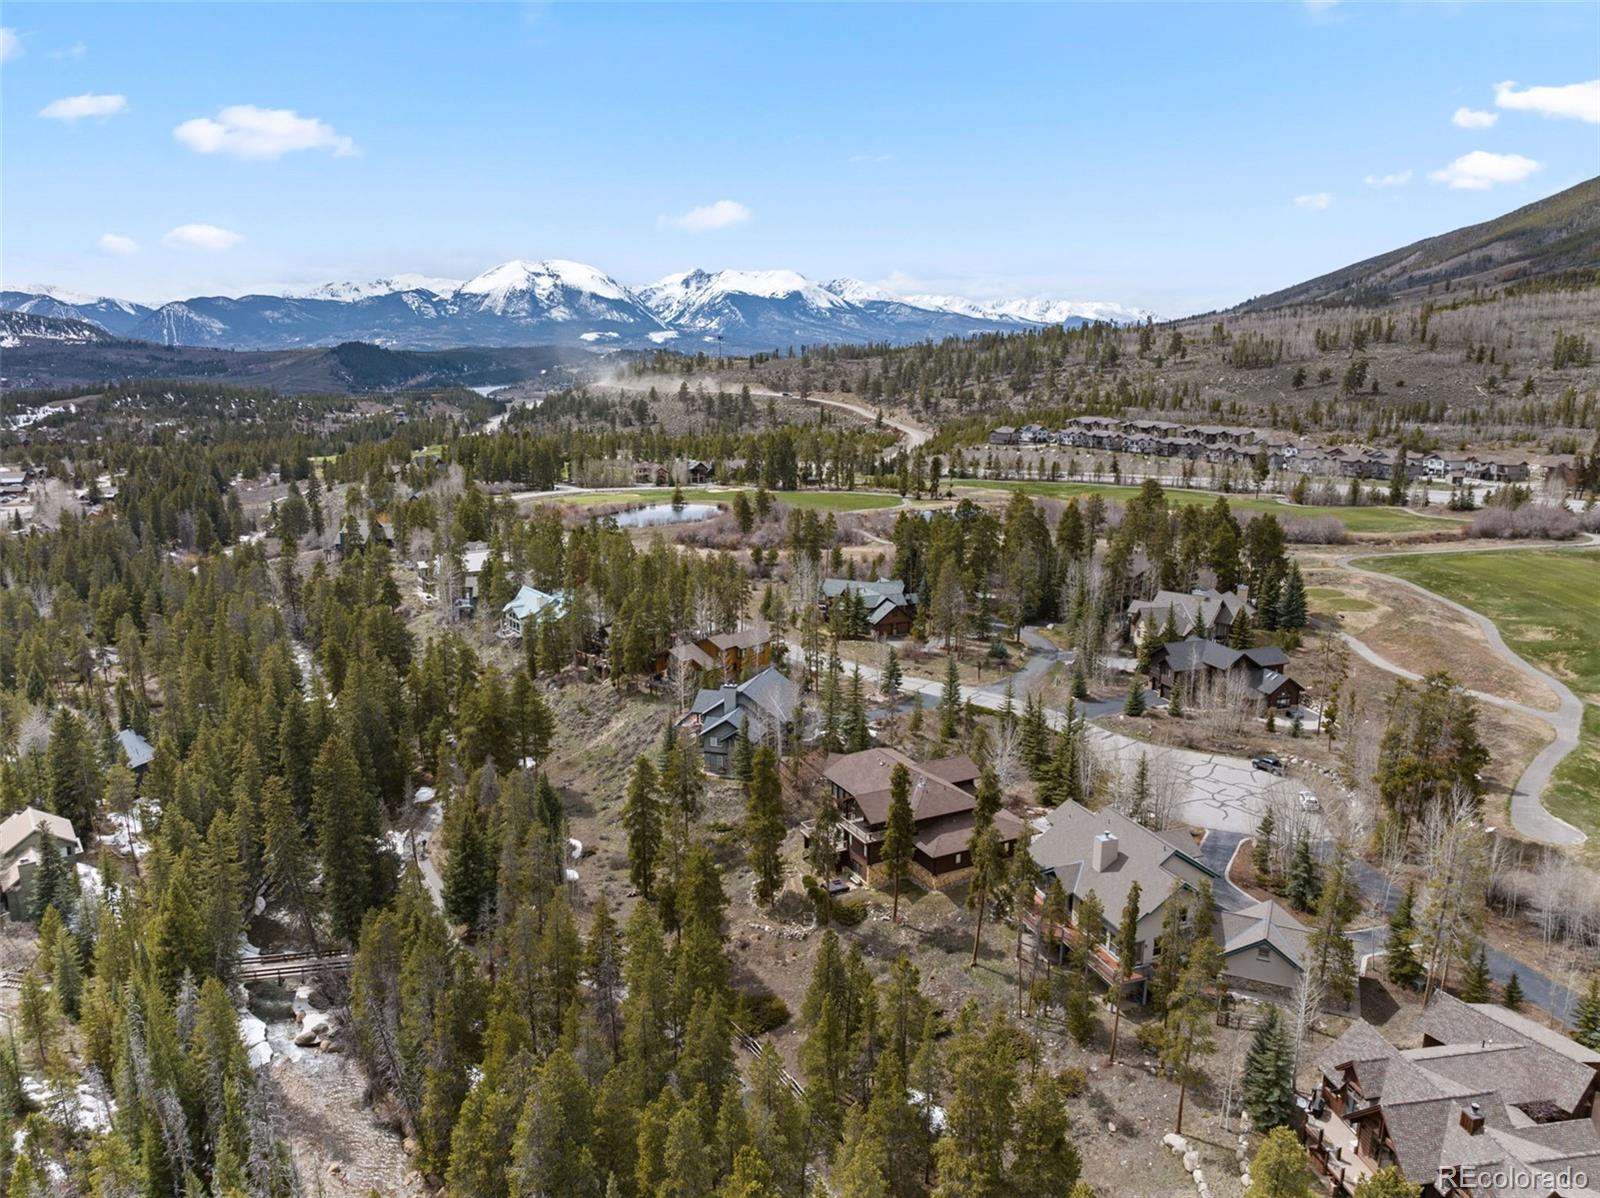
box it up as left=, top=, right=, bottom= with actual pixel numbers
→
left=736, top=990, right=792, bottom=1035
left=1469, top=503, right=1595, bottom=540
left=1056, top=1065, right=1088, bottom=1098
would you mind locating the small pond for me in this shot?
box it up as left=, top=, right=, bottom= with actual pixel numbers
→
left=610, top=502, right=721, bottom=528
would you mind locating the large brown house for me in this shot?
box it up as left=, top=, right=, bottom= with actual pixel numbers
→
left=657, top=625, right=774, bottom=680
left=809, top=747, right=1023, bottom=891
left=1147, top=637, right=1305, bottom=711
left=1304, top=992, right=1600, bottom=1196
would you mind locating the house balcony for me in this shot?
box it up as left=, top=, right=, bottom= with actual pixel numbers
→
left=1022, top=909, right=1148, bottom=990
left=1298, top=1102, right=1377, bottom=1194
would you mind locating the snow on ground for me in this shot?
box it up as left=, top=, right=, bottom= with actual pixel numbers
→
left=413, top=786, right=436, bottom=804
left=239, top=1011, right=273, bottom=1068
left=104, top=803, right=155, bottom=858
left=21, top=1076, right=115, bottom=1134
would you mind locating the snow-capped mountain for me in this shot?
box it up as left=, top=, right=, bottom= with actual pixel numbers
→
left=0, top=309, right=116, bottom=348
left=2, top=260, right=1141, bottom=351
left=292, top=274, right=462, bottom=302
left=0, top=286, right=154, bottom=337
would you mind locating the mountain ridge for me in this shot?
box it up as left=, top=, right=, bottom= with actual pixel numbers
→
left=2, top=260, right=1142, bottom=354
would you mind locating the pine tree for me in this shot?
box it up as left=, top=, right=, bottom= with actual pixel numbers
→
left=1252, top=808, right=1276, bottom=887
left=733, top=722, right=755, bottom=782
left=1162, top=956, right=1217, bottom=1134
left=1241, top=1006, right=1295, bottom=1131
left=1352, top=1168, right=1422, bottom=1198
left=1385, top=883, right=1424, bottom=991
left=1108, top=880, right=1141, bottom=1063
left=1573, top=977, right=1600, bottom=1051
left=1501, top=971, right=1524, bottom=1012
left=1279, top=561, right=1309, bottom=631
left=1285, top=832, right=1320, bottom=912
left=1458, top=946, right=1493, bottom=1003
left=623, top=757, right=662, bottom=899
left=745, top=746, right=785, bottom=906
left=883, top=763, right=915, bottom=924
left=1122, top=676, right=1147, bottom=717
left=443, top=793, right=494, bottom=930
left=1245, top=1127, right=1317, bottom=1198
left=846, top=666, right=871, bottom=752
left=882, top=645, right=903, bottom=715
left=939, top=655, right=962, bottom=742
left=1228, top=606, right=1253, bottom=649
left=1306, top=842, right=1359, bottom=1004
left=1009, top=1075, right=1082, bottom=1198
left=720, top=1144, right=782, bottom=1198
left=1167, top=675, right=1183, bottom=717
left=313, top=731, right=379, bottom=943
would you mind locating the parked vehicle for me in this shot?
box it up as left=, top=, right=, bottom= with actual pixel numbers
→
left=1251, top=754, right=1284, bottom=776
left=1298, top=790, right=1320, bottom=812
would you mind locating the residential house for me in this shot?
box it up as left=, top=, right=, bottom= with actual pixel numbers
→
left=116, top=728, right=154, bottom=780
left=820, top=578, right=916, bottom=639
left=0, top=807, right=84, bottom=919
left=682, top=459, right=713, bottom=486
left=1147, top=637, right=1304, bottom=711
left=1028, top=801, right=1310, bottom=1002
left=500, top=584, right=566, bottom=640
left=633, top=461, right=666, bottom=486
left=677, top=666, right=801, bottom=775
left=1019, top=423, right=1049, bottom=445
left=1126, top=587, right=1254, bottom=643
left=1303, top=992, right=1600, bottom=1196
left=811, top=748, right=1024, bottom=892
left=660, top=626, right=774, bottom=680
left=989, top=426, right=1020, bottom=446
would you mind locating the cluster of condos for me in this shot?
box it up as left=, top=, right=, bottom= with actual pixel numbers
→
left=989, top=416, right=1538, bottom=484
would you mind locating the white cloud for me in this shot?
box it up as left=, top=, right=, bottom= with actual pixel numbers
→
left=162, top=223, right=244, bottom=251
left=665, top=199, right=752, bottom=232
left=849, top=153, right=895, bottom=164
left=38, top=93, right=128, bottom=122
left=1364, top=170, right=1412, bottom=188
left=173, top=105, right=358, bottom=159
left=1494, top=79, right=1600, bottom=124
left=97, top=233, right=139, bottom=256
left=1293, top=192, right=1332, bottom=210
left=0, top=27, right=21, bottom=61
left=1428, top=150, right=1542, bottom=190
left=47, top=42, right=87, bottom=61
left=1452, top=107, right=1498, bottom=129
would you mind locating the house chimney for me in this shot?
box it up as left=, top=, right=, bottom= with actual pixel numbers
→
left=1092, top=831, right=1119, bottom=872
left=1460, top=1102, right=1484, bottom=1136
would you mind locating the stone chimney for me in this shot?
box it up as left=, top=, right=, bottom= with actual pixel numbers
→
left=1092, top=831, right=1119, bottom=872
left=1460, top=1102, right=1484, bottom=1136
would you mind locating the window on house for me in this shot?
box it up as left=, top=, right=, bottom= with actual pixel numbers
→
left=1256, top=946, right=1271, bottom=961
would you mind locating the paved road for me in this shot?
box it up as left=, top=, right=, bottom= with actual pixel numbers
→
left=1194, top=832, right=1578, bottom=1025
left=1337, top=540, right=1596, bottom=846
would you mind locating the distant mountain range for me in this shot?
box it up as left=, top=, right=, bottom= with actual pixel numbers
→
left=1, top=263, right=1148, bottom=353
left=0, top=309, right=585, bottom=394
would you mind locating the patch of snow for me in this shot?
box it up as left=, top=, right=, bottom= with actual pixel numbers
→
left=239, top=1011, right=273, bottom=1069
left=646, top=329, right=679, bottom=343
left=568, top=837, right=583, bottom=860
left=579, top=330, right=620, bottom=342
left=413, top=786, right=437, bottom=804
left=565, top=867, right=581, bottom=884
left=291, top=274, right=461, bottom=301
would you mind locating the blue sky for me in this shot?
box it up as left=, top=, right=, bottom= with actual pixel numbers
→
left=3, top=2, right=1597, bottom=315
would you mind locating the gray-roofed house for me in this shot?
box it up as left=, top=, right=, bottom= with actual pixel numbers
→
left=116, top=728, right=155, bottom=778
left=500, top=584, right=566, bottom=640
left=810, top=747, right=1024, bottom=891
left=1028, top=801, right=1310, bottom=1002
left=1126, top=587, right=1254, bottom=643
left=677, top=666, right=801, bottom=775
left=0, top=806, right=84, bottom=919
left=820, top=578, right=916, bottom=639
left=1303, top=991, right=1600, bottom=1196
left=1147, top=637, right=1305, bottom=711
